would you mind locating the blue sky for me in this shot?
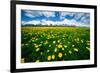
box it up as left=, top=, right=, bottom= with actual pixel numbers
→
left=21, top=10, right=90, bottom=27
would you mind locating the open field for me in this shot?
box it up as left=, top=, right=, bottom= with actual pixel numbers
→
left=21, top=27, right=90, bottom=63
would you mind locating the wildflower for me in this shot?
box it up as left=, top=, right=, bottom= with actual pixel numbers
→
left=57, top=40, right=60, bottom=43
left=58, top=52, right=63, bottom=58
left=69, top=50, right=72, bottom=54
left=47, top=55, right=51, bottom=61
left=32, top=39, right=34, bottom=42
left=35, top=44, right=38, bottom=48
left=72, top=45, right=75, bottom=47
left=53, top=41, right=56, bottom=44
left=81, top=40, right=83, bottom=43
left=36, top=48, right=40, bottom=52
left=52, top=55, right=55, bottom=60
left=32, top=37, right=35, bottom=40
left=54, top=48, right=57, bottom=52
left=40, top=41, right=43, bottom=44
left=39, top=44, right=42, bottom=47
left=35, top=60, right=40, bottom=63
left=74, top=48, right=78, bottom=52
left=47, top=50, right=50, bottom=53
left=34, top=44, right=36, bottom=46
left=35, top=38, right=38, bottom=40
left=64, top=45, right=67, bottom=48
left=45, top=40, right=48, bottom=44
left=49, top=45, right=51, bottom=47
left=41, top=52, right=43, bottom=55
left=62, top=48, right=64, bottom=51
left=58, top=44, right=63, bottom=48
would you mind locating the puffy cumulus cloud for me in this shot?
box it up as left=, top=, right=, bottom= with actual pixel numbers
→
left=79, top=13, right=90, bottom=24
left=60, top=12, right=90, bottom=24
left=21, top=20, right=41, bottom=25
left=22, top=18, right=89, bottom=27
left=60, top=12, right=75, bottom=19
left=23, top=10, right=55, bottom=18
left=24, top=10, right=39, bottom=18
left=41, top=12, right=55, bottom=18
left=73, top=13, right=85, bottom=20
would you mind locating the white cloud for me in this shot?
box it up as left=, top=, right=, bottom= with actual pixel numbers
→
left=60, top=12, right=90, bottom=24
left=21, top=20, right=41, bottom=25
left=25, top=13, right=35, bottom=18
left=24, top=10, right=38, bottom=18
left=61, top=12, right=74, bottom=17
left=60, top=12, right=75, bottom=19
left=22, top=18, right=89, bottom=27
left=79, top=13, right=90, bottom=24
left=74, top=13, right=85, bottom=20
left=41, top=12, right=55, bottom=18
left=24, top=10, right=55, bottom=18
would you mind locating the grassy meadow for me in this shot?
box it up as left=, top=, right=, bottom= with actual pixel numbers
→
left=21, top=27, right=90, bottom=63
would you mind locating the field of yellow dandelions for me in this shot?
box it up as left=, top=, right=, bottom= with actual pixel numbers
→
left=21, top=27, right=90, bottom=63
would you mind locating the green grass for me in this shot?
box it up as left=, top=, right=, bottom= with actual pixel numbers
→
left=21, top=27, right=90, bottom=63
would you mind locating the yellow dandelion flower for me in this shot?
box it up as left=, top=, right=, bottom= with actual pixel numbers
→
left=57, top=40, right=60, bottom=43
left=62, top=48, right=64, bottom=51
left=36, top=48, right=40, bottom=52
left=41, top=52, right=43, bottom=55
left=74, top=48, right=78, bottom=52
left=35, top=38, right=38, bottom=40
left=69, top=50, right=72, bottom=54
left=32, top=37, right=35, bottom=40
left=52, top=55, right=55, bottom=60
left=39, top=44, right=42, bottom=46
left=58, top=44, right=63, bottom=48
left=64, top=45, right=67, bottom=48
left=40, top=41, right=43, bottom=44
left=45, top=40, right=48, bottom=44
left=72, top=45, right=75, bottom=47
left=53, top=41, right=56, bottom=44
left=47, top=50, right=50, bottom=53
left=81, top=40, right=83, bottom=43
left=35, top=44, right=38, bottom=48
left=47, top=55, right=51, bottom=61
left=54, top=48, right=57, bottom=52
left=35, top=60, right=40, bottom=63
left=49, top=45, right=51, bottom=47
left=58, top=52, right=63, bottom=58
left=32, top=39, right=35, bottom=42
